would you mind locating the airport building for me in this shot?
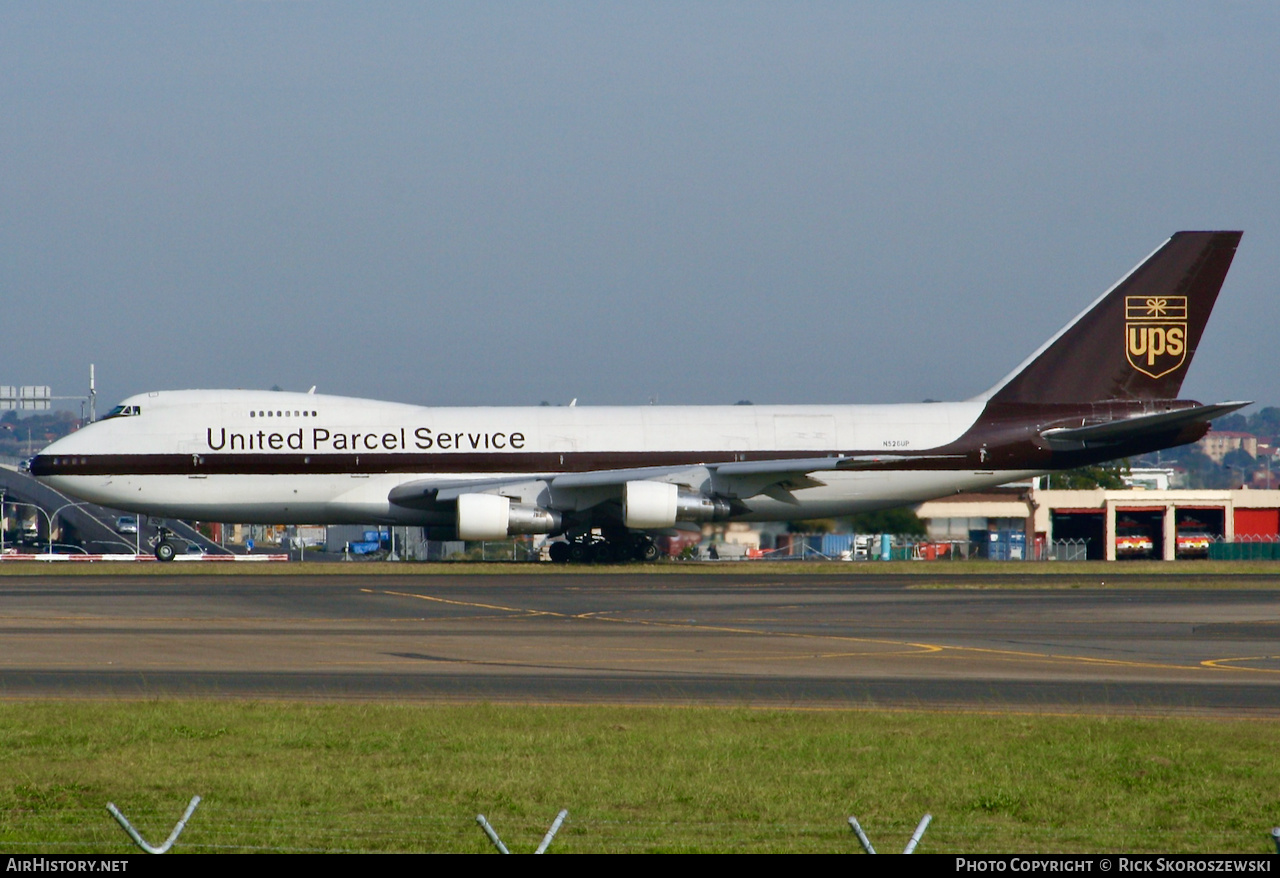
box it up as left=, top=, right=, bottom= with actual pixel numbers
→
left=1196, top=430, right=1258, bottom=463
left=915, top=486, right=1280, bottom=561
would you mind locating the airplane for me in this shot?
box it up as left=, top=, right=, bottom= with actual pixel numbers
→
left=33, top=230, right=1246, bottom=563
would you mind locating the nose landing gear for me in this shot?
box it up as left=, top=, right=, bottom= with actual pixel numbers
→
left=153, top=526, right=178, bottom=562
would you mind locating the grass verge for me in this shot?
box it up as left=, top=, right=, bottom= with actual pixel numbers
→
left=0, top=702, right=1276, bottom=853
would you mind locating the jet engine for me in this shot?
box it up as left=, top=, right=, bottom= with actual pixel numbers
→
left=623, top=480, right=731, bottom=529
left=455, top=493, right=562, bottom=540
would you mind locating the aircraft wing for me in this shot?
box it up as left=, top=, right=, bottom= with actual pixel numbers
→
left=387, top=453, right=966, bottom=513
left=1039, top=401, right=1250, bottom=450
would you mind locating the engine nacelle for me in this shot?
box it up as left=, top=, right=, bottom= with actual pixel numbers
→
left=623, top=480, right=731, bottom=529
left=456, top=493, right=561, bottom=540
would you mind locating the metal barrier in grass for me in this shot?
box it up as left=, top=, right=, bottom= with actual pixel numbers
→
left=477, top=809, right=568, bottom=854
left=848, top=813, right=932, bottom=854
left=106, top=796, right=201, bottom=854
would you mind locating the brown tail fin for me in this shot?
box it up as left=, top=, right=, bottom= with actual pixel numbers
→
left=978, top=231, right=1241, bottom=404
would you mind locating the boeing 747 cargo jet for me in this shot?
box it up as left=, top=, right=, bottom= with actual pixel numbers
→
left=33, top=231, right=1246, bottom=562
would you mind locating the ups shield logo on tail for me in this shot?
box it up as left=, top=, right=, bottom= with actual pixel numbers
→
left=1126, top=296, right=1187, bottom=379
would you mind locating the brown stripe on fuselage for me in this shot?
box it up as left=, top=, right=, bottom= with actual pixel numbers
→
left=29, top=400, right=1213, bottom=479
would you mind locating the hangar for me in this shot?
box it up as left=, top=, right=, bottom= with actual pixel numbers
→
left=916, top=488, right=1280, bottom=561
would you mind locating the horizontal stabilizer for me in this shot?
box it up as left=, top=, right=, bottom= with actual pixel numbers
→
left=1040, top=402, right=1250, bottom=450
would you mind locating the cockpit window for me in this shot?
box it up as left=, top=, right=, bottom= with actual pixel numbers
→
left=102, top=404, right=141, bottom=420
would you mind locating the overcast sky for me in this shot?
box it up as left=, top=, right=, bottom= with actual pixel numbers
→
left=2, top=3, right=1276, bottom=412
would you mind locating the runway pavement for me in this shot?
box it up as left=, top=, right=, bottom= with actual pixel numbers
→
left=1, top=571, right=1278, bottom=714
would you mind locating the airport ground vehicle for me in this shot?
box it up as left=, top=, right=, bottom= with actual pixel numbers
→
left=1175, top=521, right=1214, bottom=558
left=116, top=515, right=138, bottom=534
left=31, top=232, right=1246, bottom=562
left=1115, top=519, right=1154, bottom=559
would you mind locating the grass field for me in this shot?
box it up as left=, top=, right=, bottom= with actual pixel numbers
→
left=2, top=563, right=1277, bottom=853
left=1, top=702, right=1277, bottom=854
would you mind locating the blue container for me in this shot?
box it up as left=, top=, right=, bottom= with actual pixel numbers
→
left=821, top=534, right=853, bottom=557
left=986, top=530, right=1027, bottom=561
left=988, top=531, right=1007, bottom=561
left=1007, top=530, right=1026, bottom=560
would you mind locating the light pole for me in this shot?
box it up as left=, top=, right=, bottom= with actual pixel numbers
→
left=5, top=500, right=52, bottom=558
left=50, top=501, right=90, bottom=556
left=1225, top=463, right=1244, bottom=489
left=6, top=500, right=90, bottom=557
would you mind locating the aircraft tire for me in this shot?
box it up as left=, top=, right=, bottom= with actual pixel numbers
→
left=548, top=541, right=571, bottom=563
left=155, top=541, right=177, bottom=563
left=567, top=542, right=591, bottom=563
left=635, top=539, right=661, bottom=562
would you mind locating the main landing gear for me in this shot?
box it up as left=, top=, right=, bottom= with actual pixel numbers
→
left=548, top=533, right=661, bottom=564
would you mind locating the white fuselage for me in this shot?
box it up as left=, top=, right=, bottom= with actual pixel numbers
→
left=37, top=389, right=1034, bottom=525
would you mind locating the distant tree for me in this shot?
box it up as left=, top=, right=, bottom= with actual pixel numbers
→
left=0, top=410, right=81, bottom=456
left=1043, top=461, right=1129, bottom=490
left=1223, top=446, right=1256, bottom=466
left=1211, top=412, right=1248, bottom=433
left=1246, top=407, right=1280, bottom=443
left=1179, top=447, right=1232, bottom=489
left=1221, top=447, right=1258, bottom=488
left=848, top=508, right=926, bottom=537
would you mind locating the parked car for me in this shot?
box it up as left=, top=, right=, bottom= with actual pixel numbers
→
left=116, top=515, right=138, bottom=535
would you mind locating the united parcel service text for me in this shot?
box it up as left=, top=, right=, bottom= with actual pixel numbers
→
left=206, top=427, right=526, bottom=453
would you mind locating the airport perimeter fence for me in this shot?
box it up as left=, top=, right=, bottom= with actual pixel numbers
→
left=9, top=802, right=1280, bottom=855
left=762, top=536, right=1090, bottom=563
left=1207, top=533, right=1280, bottom=561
